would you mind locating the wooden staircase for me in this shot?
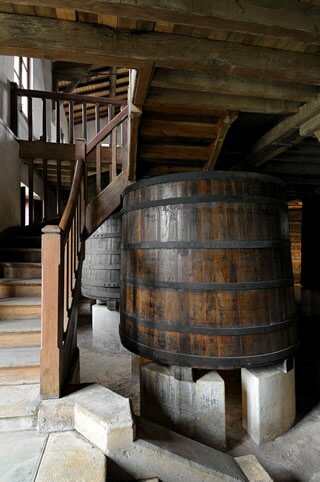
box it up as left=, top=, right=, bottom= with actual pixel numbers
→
left=0, top=226, right=42, bottom=385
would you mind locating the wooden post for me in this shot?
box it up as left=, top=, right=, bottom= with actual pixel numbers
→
left=56, top=100, right=60, bottom=143
left=20, top=186, right=26, bottom=227
left=40, top=225, right=63, bottom=399
left=10, top=82, right=18, bottom=136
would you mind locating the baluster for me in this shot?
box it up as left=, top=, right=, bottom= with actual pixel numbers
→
left=10, top=82, right=18, bottom=137
left=56, top=100, right=60, bottom=143
left=111, top=125, right=117, bottom=180
left=20, top=186, right=26, bottom=227
left=70, top=161, right=75, bottom=187
left=28, top=96, right=33, bottom=141
left=95, top=104, right=100, bottom=134
left=42, top=159, right=48, bottom=221
left=69, top=101, right=74, bottom=143
left=42, top=98, right=47, bottom=142
left=68, top=230, right=73, bottom=303
left=108, top=103, right=112, bottom=145
left=28, top=159, right=34, bottom=225
left=57, top=160, right=62, bottom=217
left=64, top=240, right=69, bottom=329
left=96, top=144, right=102, bottom=194
left=82, top=103, right=87, bottom=140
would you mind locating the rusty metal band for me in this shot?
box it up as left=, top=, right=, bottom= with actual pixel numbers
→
left=121, top=194, right=286, bottom=214
left=121, top=313, right=296, bottom=336
left=121, top=240, right=290, bottom=250
left=122, top=171, right=285, bottom=197
left=122, top=277, right=293, bottom=291
left=119, top=332, right=297, bottom=369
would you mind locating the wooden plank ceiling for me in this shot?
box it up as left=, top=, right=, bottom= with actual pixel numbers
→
left=2, top=1, right=320, bottom=197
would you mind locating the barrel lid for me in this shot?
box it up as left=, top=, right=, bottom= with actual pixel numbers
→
left=122, top=171, right=286, bottom=197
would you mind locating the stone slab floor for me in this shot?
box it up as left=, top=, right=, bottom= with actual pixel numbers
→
left=0, top=429, right=105, bottom=481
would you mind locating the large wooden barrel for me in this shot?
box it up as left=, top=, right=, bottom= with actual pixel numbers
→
left=120, top=172, right=297, bottom=369
left=82, top=213, right=121, bottom=310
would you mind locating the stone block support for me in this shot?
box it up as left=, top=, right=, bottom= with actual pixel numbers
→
left=241, top=361, right=296, bottom=445
left=141, top=362, right=226, bottom=450
left=92, top=304, right=122, bottom=352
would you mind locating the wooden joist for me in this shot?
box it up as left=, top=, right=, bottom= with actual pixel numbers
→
left=140, top=119, right=220, bottom=139
left=2, top=13, right=320, bottom=85
left=3, top=0, right=320, bottom=45
left=152, top=69, right=319, bottom=103
left=139, top=144, right=209, bottom=161
left=146, top=89, right=301, bottom=115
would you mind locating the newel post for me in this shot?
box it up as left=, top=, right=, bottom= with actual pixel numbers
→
left=40, top=225, right=63, bottom=399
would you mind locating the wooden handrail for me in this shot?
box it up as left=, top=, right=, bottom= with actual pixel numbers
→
left=87, top=105, right=129, bottom=155
left=59, top=158, right=84, bottom=235
left=16, top=87, right=126, bottom=106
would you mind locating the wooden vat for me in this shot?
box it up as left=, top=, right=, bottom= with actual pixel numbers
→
left=82, top=213, right=121, bottom=310
left=120, top=172, right=297, bottom=368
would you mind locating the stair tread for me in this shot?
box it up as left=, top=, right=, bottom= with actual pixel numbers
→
left=0, top=347, right=40, bottom=367
left=0, top=319, right=41, bottom=333
left=0, top=297, right=41, bottom=306
left=0, top=278, right=41, bottom=286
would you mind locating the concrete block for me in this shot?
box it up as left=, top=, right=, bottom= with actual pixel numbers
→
left=242, top=362, right=296, bottom=445
left=36, top=431, right=106, bottom=482
left=141, top=362, right=226, bottom=450
left=38, top=384, right=135, bottom=455
left=235, top=455, right=273, bottom=481
left=92, top=304, right=121, bottom=352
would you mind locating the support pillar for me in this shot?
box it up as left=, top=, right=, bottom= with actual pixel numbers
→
left=141, top=362, right=226, bottom=450
left=241, top=360, right=296, bottom=445
left=92, top=304, right=122, bottom=352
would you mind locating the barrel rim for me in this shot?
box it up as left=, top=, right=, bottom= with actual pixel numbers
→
left=122, top=171, right=286, bottom=197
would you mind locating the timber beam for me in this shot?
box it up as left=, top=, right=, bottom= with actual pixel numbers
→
left=3, top=1, right=320, bottom=45
left=2, top=14, right=320, bottom=85
left=235, top=94, right=320, bottom=169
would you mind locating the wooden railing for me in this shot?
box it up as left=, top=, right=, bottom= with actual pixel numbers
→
left=10, top=82, right=126, bottom=143
left=40, top=140, right=86, bottom=399
left=12, top=84, right=128, bottom=225
left=40, top=107, right=130, bottom=398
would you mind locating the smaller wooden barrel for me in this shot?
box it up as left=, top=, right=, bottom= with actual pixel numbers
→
left=82, top=213, right=121, bottom=310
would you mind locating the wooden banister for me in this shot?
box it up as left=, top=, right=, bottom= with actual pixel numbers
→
left=86, top=106, right=129, bottom=155
left=16, top=87, right=126, bottom=107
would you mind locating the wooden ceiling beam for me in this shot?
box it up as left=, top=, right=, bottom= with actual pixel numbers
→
left=152, top=69, right=319, bottom=103
left=238, top=94, right=320, bottom=168
left=203, top=111, right=238, bottom=170
left=146, top=88, right=301, bottom=115
left=3, top=1, right=320, bottom=45
left=2, top=13, right=320, bottom=84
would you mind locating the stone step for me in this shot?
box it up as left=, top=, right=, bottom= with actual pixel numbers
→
left=0, top=383, right=40, bottom=431
left=0, top=318, right=41, bottom=348
left=0, top=262, right=41, bottom=279
left=0, top=247, right=41, bottom=263
left=0, top=278, right=41, bottom=298
left=0, top=297, right=41, bottom=320
left=0, top=346, right=40, bottom=385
